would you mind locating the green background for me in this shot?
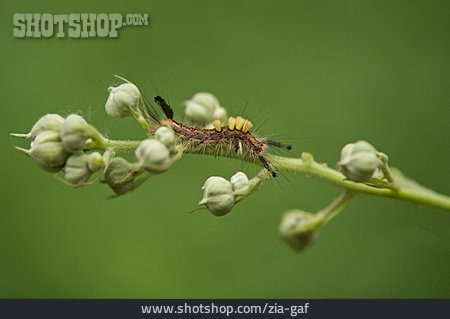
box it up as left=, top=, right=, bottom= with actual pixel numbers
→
left=1, top=0, right=449, bottom=298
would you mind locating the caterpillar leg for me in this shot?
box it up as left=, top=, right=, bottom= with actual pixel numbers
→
left=258, top=154, right=277, bottom=177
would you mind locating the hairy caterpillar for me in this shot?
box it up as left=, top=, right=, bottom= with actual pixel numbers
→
left=151, top=96, right=291, bottom=177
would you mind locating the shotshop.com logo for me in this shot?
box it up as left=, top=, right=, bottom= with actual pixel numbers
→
left=13, top=13, right=149, bottom=38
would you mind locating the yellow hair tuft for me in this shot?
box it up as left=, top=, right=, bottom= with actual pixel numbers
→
left=242, top=120, right=253, bottom=133
left=228, top=117, right=236, bottom=130
left=213, top=119, right=222, bottom=132
left=235, top=116, right=245, bottom=131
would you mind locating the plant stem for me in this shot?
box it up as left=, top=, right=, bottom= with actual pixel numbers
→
left=316, top=191, right=355, bottom=225
left=103, top=139, right=141, bottom=152
left=377, top=152, right=395, bottom=183
left=266, top=153, right=450, bottom=211
left=104, top=139, right=450, bottom=211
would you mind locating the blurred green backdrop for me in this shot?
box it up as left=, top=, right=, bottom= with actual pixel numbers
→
left=1, top=0, right=449, bottom=298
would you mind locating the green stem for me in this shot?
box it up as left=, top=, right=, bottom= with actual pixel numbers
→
left=266, top=153, right=450, bottom=211
left=377, top=152, right=395, bottom=183
left=104, top=139, right=450, bottom=211
left=316, top=191, right=355, bottom=225
left=103, top=139, right=141, bottom=152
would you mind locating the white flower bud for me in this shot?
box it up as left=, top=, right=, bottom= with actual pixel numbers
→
left=105, top=83, right=141, bottom=118
left=279, top=210, right=321, bottom=251
left=135, top=139, right=171, bottom=174
left=60, top=114, right=88, bottom=152
left=338, top=140, right=382, bottom=182
left=103, top=157, right=137, bottom=195
left=31, top=130, right=60, bottom=147
left=199, top=176, right=235, bottom=216
left=230, top=172, right=249, bottom=191
left=184, top=100, right=215, bottom=125
left=341, top=140, right=376, bottom=159
left=29, top=114, right=64, bottom=140
left=63, top=152, right=104, bottom=186
left=202, top=176, right=226, bottom=191
left=192, top=92, right=220, bottom=111
left=26, top=131, right=69, bottom=172
left=340, top=143, right=355, bottom=160
left=154, top=126, right=176, bottom=153
left=60, top=114, right=102, bottom=152
left=340, top=153, right=381, bottom=182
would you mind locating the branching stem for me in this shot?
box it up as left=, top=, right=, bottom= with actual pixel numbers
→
left=267, top=153, right=450, bottom=211
left=316, top=191, right=356, bottom=225
left=104, top=139, right=450, bottom=211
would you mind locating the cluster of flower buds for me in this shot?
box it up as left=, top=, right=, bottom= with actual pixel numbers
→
left=12, top=78, right=185, bottom=196
left=13, top=113, right=105, bottom=186
left=198, top=170, right=267, bottom=216
left=338, top=140, right=383, bottom=182
left=101, top=126, right=180, bottom=195
left=183, top=92, right=228, bottom=126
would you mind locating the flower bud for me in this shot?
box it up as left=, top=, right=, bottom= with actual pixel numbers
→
left=193, top=92, right=219, bottom=108
left=230, top=172, right=249, bottom=191
left=338, top=140, right=382, bottom=182
left=184, top=92, right=225, bottom=125
left=341, top=140, right=377, bottom=159
left=202, top=176, right=226, bottom=191
left=103, top=157, right=137, bottom=195
left=29, top=114, right=64, bottom=140
left=25, top=131, right=69, bottom=172
left=63, top=152, right=104, bottom=186
left=135, top=139, right=171, bottom=174
left=199, top=176, right=235, bottom=216
left=87, top=153, right=104, bottom=172
left=279, top=210, right=321, bottom=251
left=105, top=83, right=141, bottom=118
left=32, top=130, right=60, bottom=146
left=154, top=126, right=176, bottom=153
left=60, top=114, right=102, bottom=152
left=184, top=100, right=215, bottom=125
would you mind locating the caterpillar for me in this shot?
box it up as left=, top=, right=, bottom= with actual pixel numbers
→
left=152, top=96, right=291, bottom=177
